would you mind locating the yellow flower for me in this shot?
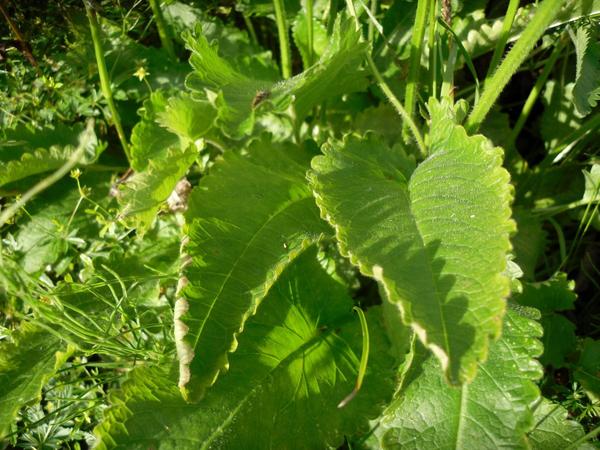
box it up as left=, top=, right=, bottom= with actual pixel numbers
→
left=134, top=66, right=149, bottom=82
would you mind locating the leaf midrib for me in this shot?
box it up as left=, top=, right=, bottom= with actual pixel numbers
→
left=189, top=195, right=316, bottom=350
left=200, top=313, right=354, bottom=449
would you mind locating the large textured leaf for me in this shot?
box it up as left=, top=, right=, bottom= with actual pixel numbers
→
left=573, top=25, right=600, bottom=116
left=178, top=139, right=330, bottom=400
left=0, top=322, right=71, bottom=439
left=0, top=123, right=100, bottom=189
left=369, top=307, right=543, bottom=449
left=184, top=15, right=368, bottom=137
left=94, top=249, right=397, bottom=449
left=528, top=399, right=595, bottom=449
left=309, top=99, right=515, bottom=384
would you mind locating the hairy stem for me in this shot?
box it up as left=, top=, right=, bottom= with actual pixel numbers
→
left=487, top=0, right=520, bottom=77
left=366, top=52, right=427, bottom=158
left=466, top=0, right=563, bottom=133
left=84, top=2, right=131, bottom=163
left=307, top=0, right=314, bottom=66
left=273, top=0, right=292, bottom=79
left=148, top=0, right=176, bottom=59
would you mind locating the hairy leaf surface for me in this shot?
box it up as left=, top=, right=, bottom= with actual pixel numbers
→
left=372, top=308, right=543, bottom=449
left=0, top=322, right=71, bottom=439
left=309, top=99, right=515, bottom=384
left=95, top=250, right=397, bottom=449
left=179, top=139, right=330, bottom=400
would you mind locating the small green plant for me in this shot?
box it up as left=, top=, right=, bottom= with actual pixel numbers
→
left=1, top=0, right=599, bottom=448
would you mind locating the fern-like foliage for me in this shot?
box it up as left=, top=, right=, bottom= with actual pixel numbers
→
left=573, top=25, right=600, bottom=116
left=178, top=138, right=330, bottom=401
left=94, top=249, right=397, bottom=449
left=309, top=99, right=515, bottom=385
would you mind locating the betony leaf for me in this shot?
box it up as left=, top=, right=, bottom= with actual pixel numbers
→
left=370, top=307, right=543, bottom=449
left=529, top=399, right=595, bottom=449
left=178, top=138, right=330, bottom=401
left=309, top=98, right=515, bottom=385
left=94, top=249, right=397, bottom=449
left=184, top=15, right=368, bottom=138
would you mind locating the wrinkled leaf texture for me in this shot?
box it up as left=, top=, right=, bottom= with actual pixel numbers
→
left=309, top=99, right=515, bottom=385
left=94, top=249, right=397, bottom=449
left=177, top=138, right=330, bottom=401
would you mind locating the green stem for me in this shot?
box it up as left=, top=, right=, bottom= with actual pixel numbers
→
left=243, top=14, right=258, bottom=45
left=509, top=37, right=565, bottom=146
left=84, top=2, right=131, bottom=163
left=326, top=0, right=338, bottom=35
left=273, top=0, right=292, bottom=79
left=148, top=0, right=176, bottom=59
left=368, top=0, right=379, bottom=42
left=338, top=306, right=370, bottom=408
left=487, top=0, right=520, bottom=77
left=366, top=52, right=427, bottom=158
left=466, top=0, right=564, bottom=133
left=403, top=0, right=431, bottom=130
left=0, top=121, right=96, bottom=229
left=307, top=0, right=314, bottom=66
left=428, top=0, right=438, bottom=97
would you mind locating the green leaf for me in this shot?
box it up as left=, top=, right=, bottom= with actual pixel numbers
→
left=0, top=322, right=71, bottom=439
left=0, top=123, right=101, bottom=188
left=94, top=249, right=397, bottom=449
left=515, top=274, right=577, bottom=367
left=574, top=338, right=600, bottom=401
left=118, top=145, right=197, bottom=232
left=178, top=138, right=330, bottom=400
left=541, top=81, right=583, bottom=153
left=129, top=92, right=179, bottom=172
left=309, top=99, right=515, bottom=384
left=157, top=93, right=216, bottom=143
left=512, top=209, right=547, bottom=280
left=292, top=12, right=328, bottom=68
left=372, top=307, right=543, bottom=449
left=573, top=25, right=600, bottom=116
left=184, top=15, right=368, bottom=137
left=529, top=399, right=595, bottom=450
